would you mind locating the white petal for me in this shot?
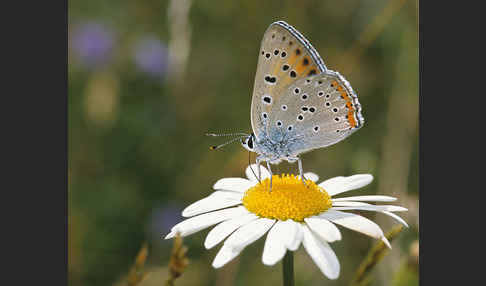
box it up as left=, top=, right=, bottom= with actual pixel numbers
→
left=332, top=195, right=397, bottom=202
left=382, top=237, right=392, bottom=249
left=298, top=172, right=319, bottom=182
left=382, top=211, right=409, bottom=228
left=224, top=218, right=275, bottom=252
left=384, top=205, right=408, bottom=212
left=246, top=164, right=271, bottom=182
left=182, top=192, right=243, bottom=217
left=212, top=218, right=275, bottom=268
left=319, top=174, right=373, bottom=196
left=285, top=220, right=303, bottom=251
left=319, top=210, right=385, bottom=241
left=302, top=225, right=340, bottom=280
left=330, top=202, right=409, bottom=227
left=209, top=190, right=245, bottom=200
left=166, top=206, right=247, bottom=239
left=262, top=221, right=288, bottom=266
left=330, top=205, right=407, bottom=212
left=213, top=178, right=254, bottom=192
left=164, top=232, right=174, bottom=239
left=331, top=201, right=371, bottom=207
left=271, top=220, right=300, bottom=251
left=304, top=217, right=342, bottom=242
left=204, top=213, right=258, bottom=249
left=212, top=243, right=240, bottom=268
left=318, top=176, right=345, bottom=190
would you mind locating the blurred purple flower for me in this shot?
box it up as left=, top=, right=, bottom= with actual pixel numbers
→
left=133, top=36, right=169, bottom=78
left=147, top=203, right=183, bottom=240
left=71, top=21, right=115, bottom=69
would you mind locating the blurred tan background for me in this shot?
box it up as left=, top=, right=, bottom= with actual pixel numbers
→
left=68, top=0, right=419, bottom=285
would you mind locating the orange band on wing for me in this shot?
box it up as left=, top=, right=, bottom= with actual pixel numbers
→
left=333, top=82, right=357, bottom=128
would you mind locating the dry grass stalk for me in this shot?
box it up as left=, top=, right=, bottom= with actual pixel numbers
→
left=165, top=233, right=189, bottom=286
left=350, top=225, right=405, bottom=286
left=113, top=242, right=149, bottom=286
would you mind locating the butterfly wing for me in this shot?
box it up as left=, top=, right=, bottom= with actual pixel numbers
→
left=266, top=70, right=364, bottom=156
left=250, top=21, right=327, bottom=140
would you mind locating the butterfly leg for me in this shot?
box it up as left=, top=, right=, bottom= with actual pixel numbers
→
left=266, top=161, right=273, bottom=191
left=255, top=157, right=262, bottom=183
left=298, top=157, right=307, bottom=186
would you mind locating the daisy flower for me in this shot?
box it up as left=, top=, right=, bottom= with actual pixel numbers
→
left=164, top=165, right=407, bottom=280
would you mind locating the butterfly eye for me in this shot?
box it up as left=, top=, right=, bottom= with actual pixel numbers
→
left=313, top=126, right=320, bottom=133
left=281, top=105, right=288, bottom=111
left=247, top=136, right=254, bottom=149
left=276, top=120, right=283, bottom=127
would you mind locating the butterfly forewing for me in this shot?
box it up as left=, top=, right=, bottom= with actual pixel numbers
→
left=250, top=21, right=327, bottom=140
left=267, top=70, right=364, bottom=154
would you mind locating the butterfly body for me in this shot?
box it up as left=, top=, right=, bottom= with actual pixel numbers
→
left=238, top=21, right=364, bottom=184
left=242, top=131, right=301, bottom=164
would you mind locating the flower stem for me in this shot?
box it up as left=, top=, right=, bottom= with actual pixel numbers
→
left=282, top=251, right=294, bottom=286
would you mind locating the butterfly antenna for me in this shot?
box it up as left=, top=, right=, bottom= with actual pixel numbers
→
left=206, top=132, right=249, bottom=137
left=209, top=135, right=246, bottom=150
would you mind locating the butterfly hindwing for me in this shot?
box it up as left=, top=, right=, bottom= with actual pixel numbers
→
left=250, top=21, right=327, bottom=140
left=266, top=70, right=364, bottom=154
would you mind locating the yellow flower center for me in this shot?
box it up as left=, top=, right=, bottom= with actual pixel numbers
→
left=242, top=174, right=332, bottom=222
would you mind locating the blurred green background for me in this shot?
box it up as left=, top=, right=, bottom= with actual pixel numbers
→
left=68, top=0, right=419, bottom=285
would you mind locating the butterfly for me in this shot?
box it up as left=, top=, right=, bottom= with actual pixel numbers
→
left=210, top=21, right=364, bottom=188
